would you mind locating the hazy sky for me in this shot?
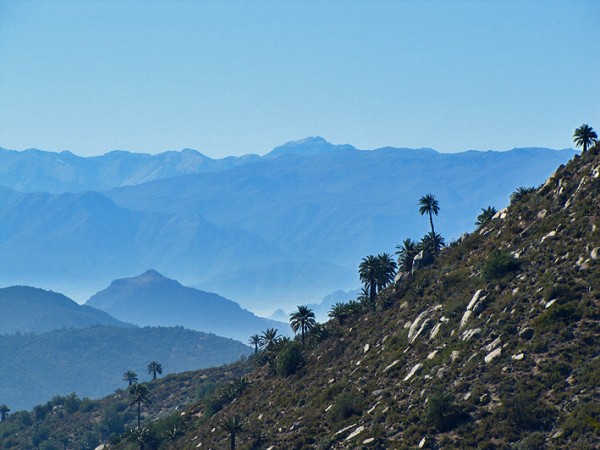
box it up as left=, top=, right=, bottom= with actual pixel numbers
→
left=1, top=0, right=598, bottom=157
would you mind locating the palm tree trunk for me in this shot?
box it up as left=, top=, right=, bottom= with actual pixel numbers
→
left=429, top=211, right=435, bottom=236
left=137, top=401, right=141, bottom=428
left=230, top=432, right=236, bottom=450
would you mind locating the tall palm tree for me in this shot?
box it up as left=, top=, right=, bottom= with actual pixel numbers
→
left=289, top=305, right=317, bottom=347
left=375, top=252, right=397, bottom=291
left=573, top=124, right=598, bottom=152
left=329, top=302, right=349, bottom=325
left=146, top=361, right=162, bottom=380
left=359, top=255, right=379, bottom=303
left=248, top=334, right=261, bottom=354
left=418, top=193, right=440, bottom=236
left=221, top=416, right=243, bottom=450
left=129, top=383, right=151, bottom=428
left=475, top=206, right=497, bottom=228
left=259, top=328, right=280, bottom=351
left=0, top=404, right=9, bottom=421
left=123, top=370, right=138, bottom=387
left=395, top=238, right=419, bottom=272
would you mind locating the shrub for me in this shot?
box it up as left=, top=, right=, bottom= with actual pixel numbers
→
left=482, top=250, right=520, bottom=281
left=275, top=341, right=305, bottom=377
left=426, top=388, right=469, bottom=432
left=326, top=391, right=363, bottom=424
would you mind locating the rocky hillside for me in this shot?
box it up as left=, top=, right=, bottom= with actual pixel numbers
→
left=0, top=147, right=597, bottom=449
left=162, top=147, right=599, bottom=449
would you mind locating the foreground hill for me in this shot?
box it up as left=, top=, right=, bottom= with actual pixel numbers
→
left=3, top=147, right=597, bottom=449
left=0, top=139, right=575, bottom=311
left=0, top=285, right=130, bottom=334
left=0, top=325, right=250, bottom=411
left=86, top=270, right=290, bottom=341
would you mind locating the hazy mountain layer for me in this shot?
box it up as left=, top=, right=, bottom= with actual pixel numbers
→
left=0, top=325, right=250, bottom=411
left=0, top=285, right=130, bottom=334
left=86, top=270, right=290, bottom=342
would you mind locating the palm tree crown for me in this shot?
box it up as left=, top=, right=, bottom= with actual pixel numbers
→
left=359, top=255, right=379, bottom=303
left=259, top=328, right=280, bottom=351
left=375, top=252, right=397, bottom=291
left=221, top=415, right=243, bottom=450
left=418, top=193, right=440, bottom=235
left=248, top=334, right=261, bottom=354
left=475, top=206, right=497, bottom=228
left=147, top=361, right=163, bottom=380
left=396, top=238, right=419, bottom=273
left=289, top=305, right=317, bottom=347
left=0, top=404, right=10, bottom=421
left=123, top=370, right=139, bottom=387
left=573, top=124, right=598, bottom=152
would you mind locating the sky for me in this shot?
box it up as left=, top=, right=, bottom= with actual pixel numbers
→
left=0, top=0, right=598, bottom=158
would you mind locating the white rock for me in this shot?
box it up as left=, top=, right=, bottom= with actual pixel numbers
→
left=363, top=438, right=375, bottom=444
left=384, top=359, right=400, bottom=373
left=485, top=347, right=502, bottom=363
left=418, top=436, right=427, bottom=448
left=345, top=425, right=365, bottom=441
left=484, top=337, right=502, bottom=352
left=363, top=344, right=370, bottom=353
left=429, top=322, right=443, bottom=340
left=461, top=328, right=482, bottom=341
left=333, top=423, right=357, bottom=437
left=410, top=319, right=432, bottom=343
left=451, top=350, right=461, bottom=362
left=460, top=309, right=473, bottom=329
left=403, top=363, right=423, bottom=381
left=464, top=392, right=472, bottom=401
left=545, top=299, right=557, bottom=309
left=467, top=289, right=485, bottom=310
left=512, top=353, right=524, bottom=361
left=541, top=230, right=557, bottom=243
left=591, top=247, right=600, bottom=260
left=325, top=404, right=333, bottom=412
left=408, top=311, right=428, bottom=339
left=427, top=350, right=438, bottom=360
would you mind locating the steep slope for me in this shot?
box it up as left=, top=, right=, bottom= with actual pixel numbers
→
left=158, top=147, right=597, bottom=448
left=0, top=325, right=251, bottom=411
left=86, top=270, right=290, bottom=342
left=0, top=285, right=130, bottom=334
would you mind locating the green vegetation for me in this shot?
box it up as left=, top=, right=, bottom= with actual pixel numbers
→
left=475, top=206, right=497, bottom=227
left=418, top=193, right=440, bottom=236
left=221, top=416, right=243, bottom=450
left=481, top=249, right=521, bottom=280
left=289, top=305, right=317, bottom=347
left=146, top=361, right=163, bottom=381
left=123, top=370, right=138, bottom=387
left=129, top=383, right=151, bottom=428
left=573, top=123, right=597, bottom=152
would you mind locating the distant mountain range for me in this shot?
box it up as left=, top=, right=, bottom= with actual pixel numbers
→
left=0, top=138, right=577, bottom=311
left=86, top=270, right=290, bottom=341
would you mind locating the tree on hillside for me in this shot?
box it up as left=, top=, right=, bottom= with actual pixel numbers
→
left=396, top=238, right=419, bottom=273
left=0, top=404, right=9, bottom=421
left=573, top=124, right=598, bottom=152
left=420, top=231, right=445, bottom=254
left=418, top=193, right=440, bottom=237
left=123, top=370, right=138, bottom=387
left=475, top=206, right=497, bottom=228
left=129, top=383, right=151, bottom=428
left=221, top=415, right=243, bottom=450
left=359, top=255, right=379, bottom=304
left=375, top=252, right=397, bottom=291
left=248, top=334, right=261, bottom=354
left=510, top=186, right=536, bottom=204
left=259, top=328, right=280, bottom=351
left=289, top=305, right=317, bottom=347
left=146, top=361, right=162, bottom=380
left=329, top=302, right=349, bottom=325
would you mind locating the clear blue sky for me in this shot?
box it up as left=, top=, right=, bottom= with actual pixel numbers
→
left=1, top=0, right=598, bottom=157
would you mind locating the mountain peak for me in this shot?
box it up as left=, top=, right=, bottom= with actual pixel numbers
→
left=265, top=136, right=356, bottom=158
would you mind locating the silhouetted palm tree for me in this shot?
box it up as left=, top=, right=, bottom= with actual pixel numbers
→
left=418, top=193, right=440, bottom=236
left=573, top=124, right=598, bottom=152
left=129, top=383, right=151, bottom=428
left=420, top=231, right=445, bottom=254
left=510, top=186, right=536, bottom=204
left=359, top=255, right=379, bottom=303
left=146, top=361, right=162, bottom=380
left=475, top=206, right=497, bottom=228
left=259, top=328, right=280, bottom=351
left=0, top=404, right=9, bottom=421
left=329, top=302, right=349, bottom=325
left=375, top=252, right=397, bottom=291
left=123, top=370, right=138, bottom=387
left=290, top=305, right=317, bottom=347
left=396, top=238, right=419, bottom=272
left=248, top=334, right=261, bottom=354
left=221, top=416, right=243, bottom=450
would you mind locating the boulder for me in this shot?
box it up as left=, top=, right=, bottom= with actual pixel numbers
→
left=412, top=251, right=434, bottom=272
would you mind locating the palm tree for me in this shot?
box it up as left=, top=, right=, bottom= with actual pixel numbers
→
left=126, top=426, right=150, bottom=450
left=129, top=383, right=151, bottom=428
left=221, top=415, right=243, bottom=450
left=420, top=231, right=445, bottom=254
left=289, top=305, right=317, bottom=347
left=395, top=238, right=419, bottom=272
left=418, top=193, right=440, bottom=236
left=259, top=328, right=280, bottom=351
left=573, top=124, right=598, bottom=152
left=358, top=255, right=379, bottom=303
left=146, top=361, right=162, bottom=380
left=0, top=404, right=9, bottom=421
left=123, top=370, right=138, bottom=387
left=375, top=252, right=397, bottom=291
left=475, top=206, right=497, bottom=228
left=329, top=302, right=349, bottom=325
left=510, top=186, right=536, bottom=204
left=248, top=334, right=261, bottom=354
